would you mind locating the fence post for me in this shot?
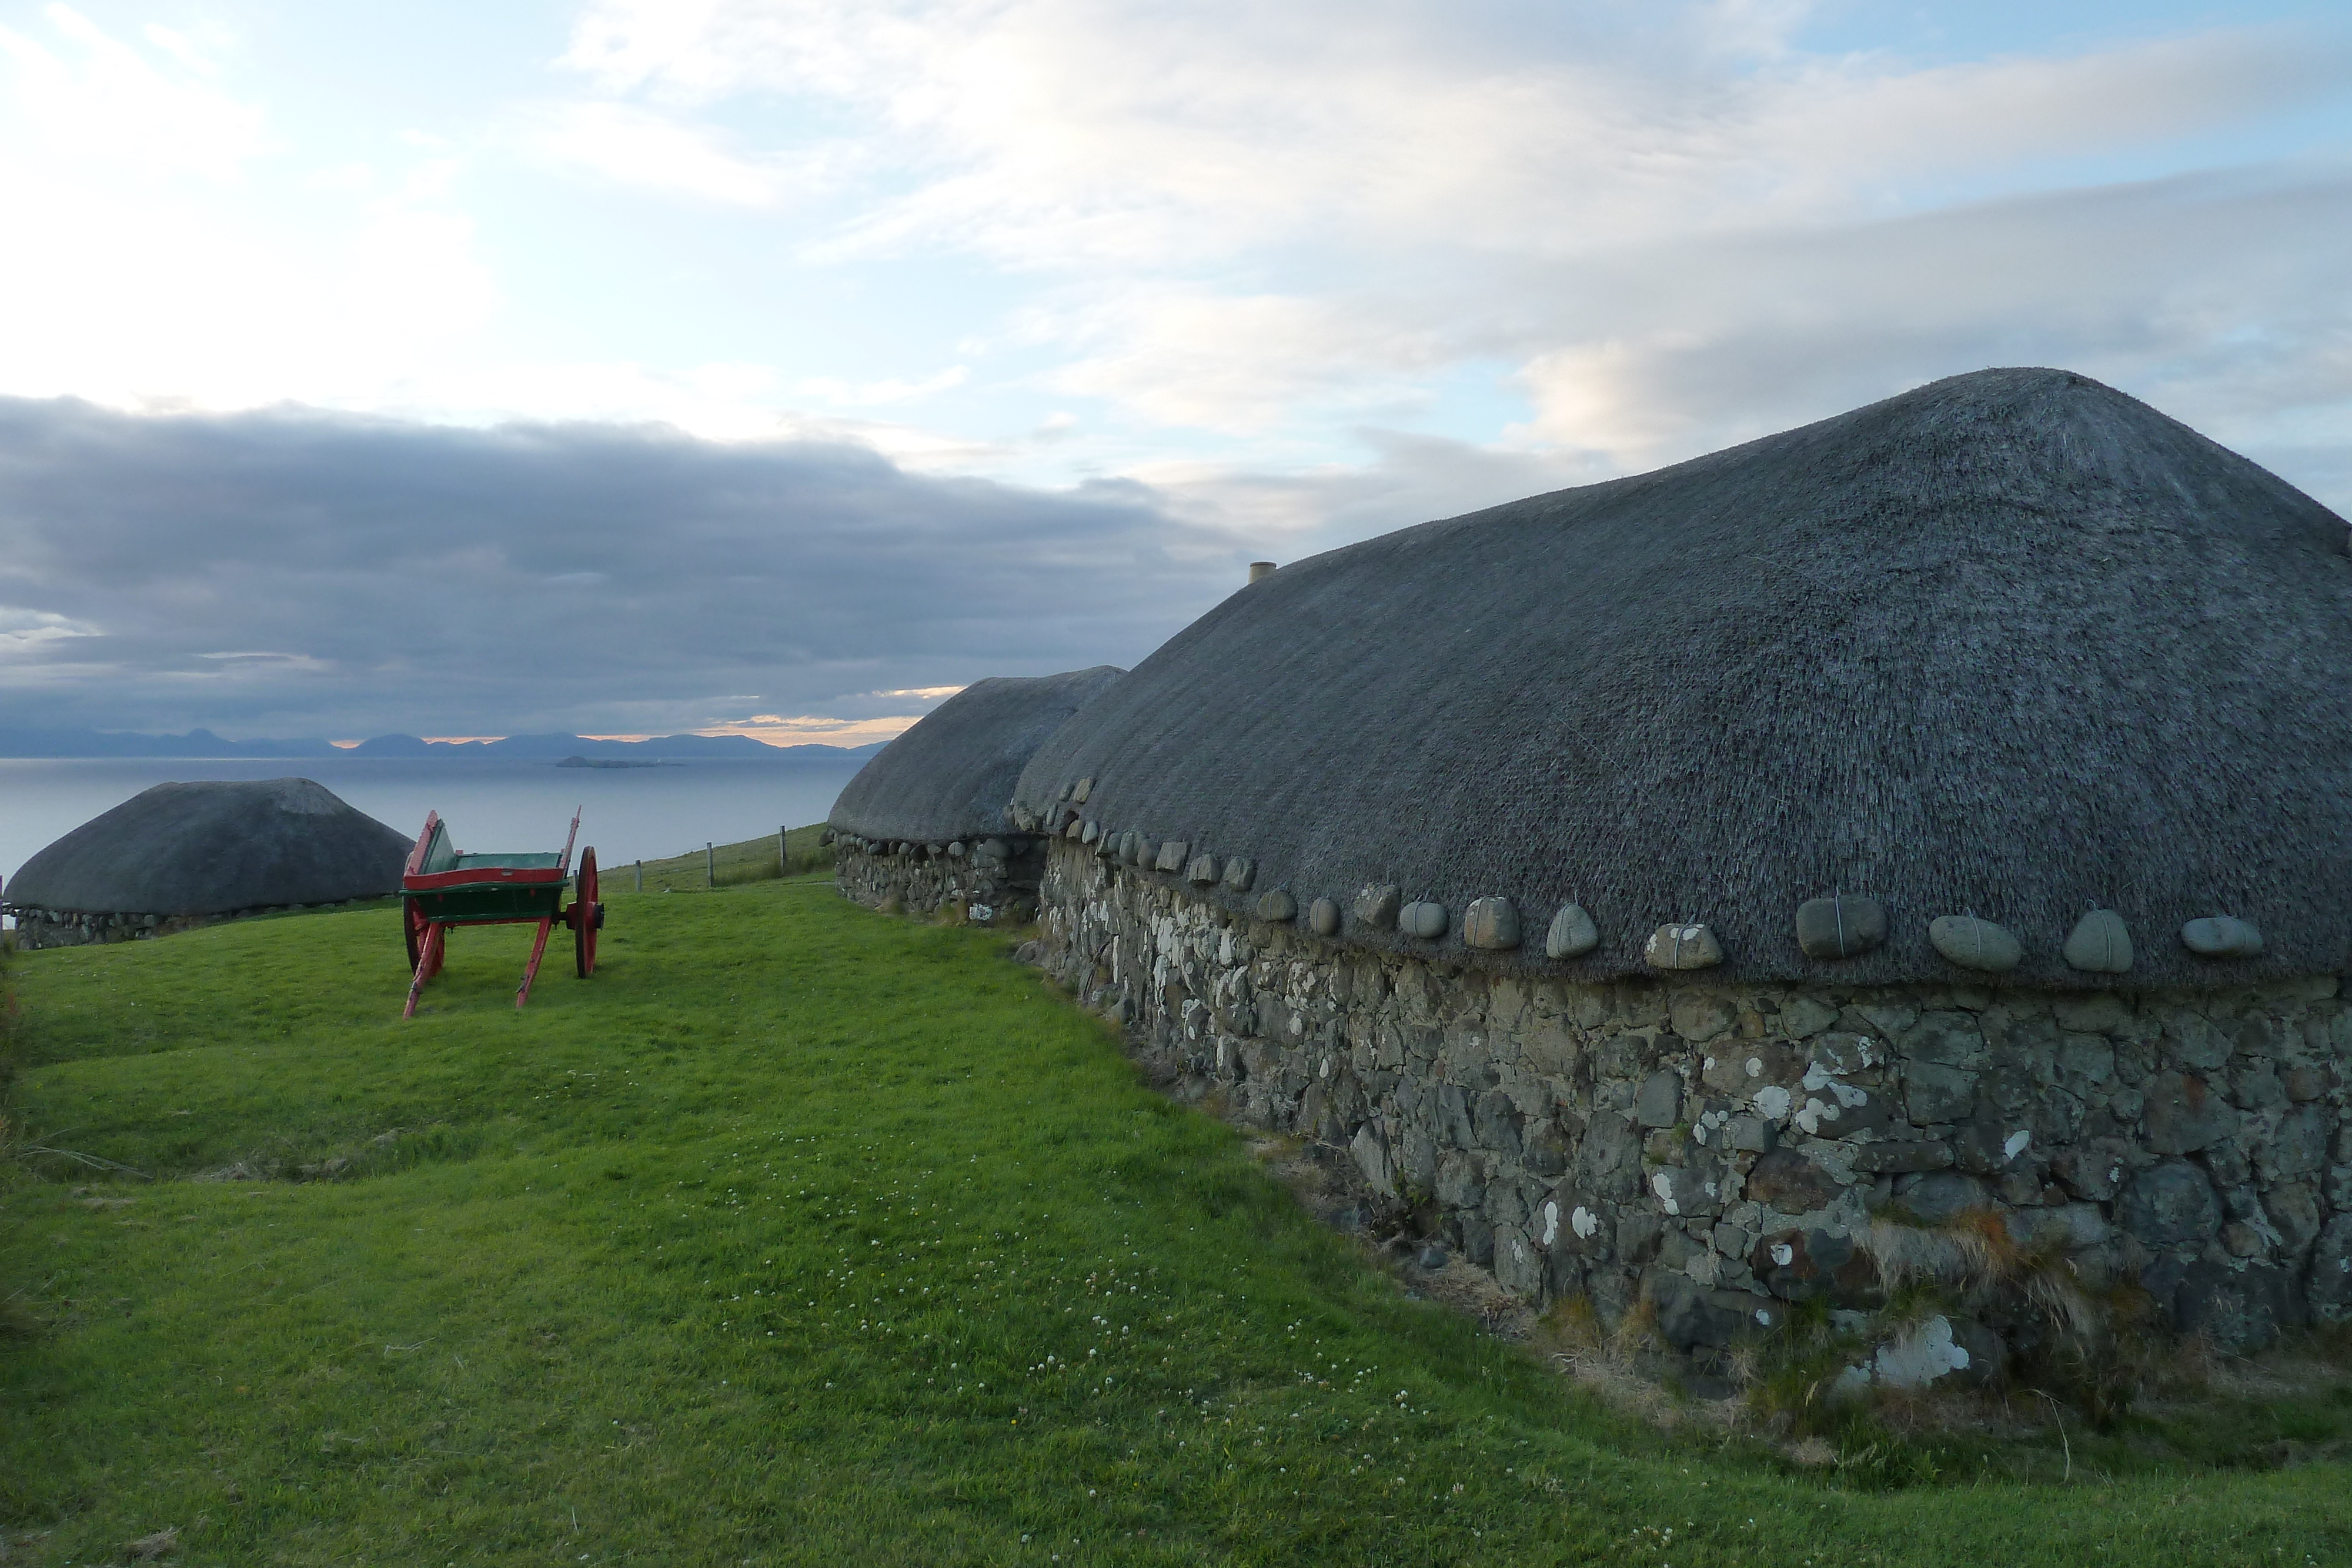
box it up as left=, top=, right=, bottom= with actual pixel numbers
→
left=634, top=859, right=643, bottom=892
left=706, top=842, right=715, bottom=888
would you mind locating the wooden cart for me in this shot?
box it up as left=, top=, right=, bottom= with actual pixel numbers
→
left=399, top=808, right=603, bottom=1017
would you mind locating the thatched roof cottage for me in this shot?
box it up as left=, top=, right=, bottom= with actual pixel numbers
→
left=828, top=666, right=1122, bottom=922
left=1008, top=369, right=2352, bottom=1374
left=5, top=778, right=409, bottom=948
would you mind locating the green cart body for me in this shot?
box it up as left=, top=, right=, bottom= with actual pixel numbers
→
left=398, top=810, right=602, bottom=1015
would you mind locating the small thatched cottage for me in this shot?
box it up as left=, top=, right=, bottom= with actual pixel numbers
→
left=1003, top=369, right=2352, bottom=1369
left=5, top=778, right=409, bottom=948
left=827, top=666, right=1123, bottom=922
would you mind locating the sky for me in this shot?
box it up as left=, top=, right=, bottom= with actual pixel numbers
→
left=1, top=0, right=2348, bottom=743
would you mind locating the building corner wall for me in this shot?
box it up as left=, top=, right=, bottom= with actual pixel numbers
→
left=1034, top=838, right=2352, bottom=1366
left=833, top=833, right=1050, bottom=924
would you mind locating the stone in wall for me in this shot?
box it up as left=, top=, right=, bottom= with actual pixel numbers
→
left=1027, top=838, right=2352, bottom=1368
left=833, top=837, right=1047, bottom=924
left=6, top=904, right=354, bottom=950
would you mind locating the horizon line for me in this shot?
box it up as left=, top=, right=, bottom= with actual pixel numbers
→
left=313, top=724, right=921, bottom=750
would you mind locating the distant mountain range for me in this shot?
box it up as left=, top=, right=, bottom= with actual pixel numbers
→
left=0, top=727, right=890, bottom=762
left=0, top=727, right=338, bottom=758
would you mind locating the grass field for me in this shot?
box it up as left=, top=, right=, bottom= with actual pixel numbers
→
left=612, top=825, right=833, bottom=893
left=2, top=873, right=2349, bottom=1565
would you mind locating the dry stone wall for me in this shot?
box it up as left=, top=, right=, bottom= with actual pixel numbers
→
left=832, top=833, right=1047, bottom=925
left=1033, top=840, right=2352, bottom=1370
left=6, top=902, right=368, bottom=950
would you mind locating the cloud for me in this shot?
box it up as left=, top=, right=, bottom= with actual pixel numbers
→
left=0, top=604, right=103, bottom=658
left=4, top=0, right=2343, bottom=524
left=796, top=366, right=971, bottom=407
left=0, top=4, right=269, bottom=181
left=0, top=9, right=495, bottom=413
left=694, top=711, right=944, bottom=746
left=0, top=397, right=1248, bottom=738
left=517, top=100, right=791, bottom=205
left=1504, top=163, right=2352, bottom=477
left=1141, top=427, right=1603, bottom=550
left=1044, top=293, right=1458, bottom=435
left=558, top=1, right=2352, bottom=265
left=4, top=0, right=2347, bottom=658
left=541, top=0, right=2352, bottom=494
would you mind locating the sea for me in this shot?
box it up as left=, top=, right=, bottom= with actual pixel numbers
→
left=0, top=755, right=867, bottom=904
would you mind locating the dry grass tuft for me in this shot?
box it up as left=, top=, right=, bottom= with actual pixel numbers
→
left=1863, top=1205, right=2098, bottom=1350
left=124, top=1524, right=179, bottom=1559
left=1609, top=1295, right=1661, bottom=1359
left=1544, top=1293, right=1603, bottom=1352
left=1525, top=1292, right=1706, bottom=1431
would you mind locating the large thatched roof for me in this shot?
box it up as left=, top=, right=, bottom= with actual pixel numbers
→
left=830, top=667, right=1125, bottom=843
left=6, top=778, right=409, bottom=915
left=1012, top=368, right=2352, bottom=988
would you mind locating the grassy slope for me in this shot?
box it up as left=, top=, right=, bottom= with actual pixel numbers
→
left=617, top=827, right=831, bottom=893
left=0, top=879, right=2346, bottom=1566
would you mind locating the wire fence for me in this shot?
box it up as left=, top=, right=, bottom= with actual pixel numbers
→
left=623, top=825, right=836, bottom=893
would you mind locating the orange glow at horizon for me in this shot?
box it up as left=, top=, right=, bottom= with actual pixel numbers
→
left=687, top=714, right=925, bottom=747
left=320, top=716, right=931, bottom=750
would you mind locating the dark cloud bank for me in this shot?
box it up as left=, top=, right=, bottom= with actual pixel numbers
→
left=0, top=398, right=1252, bottom=740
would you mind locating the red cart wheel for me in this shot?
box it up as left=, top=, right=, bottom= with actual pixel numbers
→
left=573, top=847, right=600, bottom=978
left=403, top=899, right=429, bottom=971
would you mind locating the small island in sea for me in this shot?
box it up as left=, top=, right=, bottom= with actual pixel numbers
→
left=555, top=755, right=677, bottom=770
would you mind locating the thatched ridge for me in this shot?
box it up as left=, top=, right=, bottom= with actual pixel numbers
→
left=6, top=778, right=409, bottom=915
left=1012, top=368, right=2352, bottom=988
left=830, top=667, right=1124, bottom=844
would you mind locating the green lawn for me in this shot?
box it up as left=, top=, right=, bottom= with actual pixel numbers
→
left=2, top=877, right=2348, bottom=1565
left=611, top=825, right=832, bottom=894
